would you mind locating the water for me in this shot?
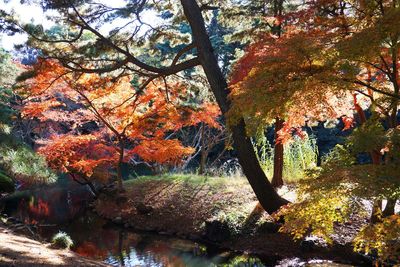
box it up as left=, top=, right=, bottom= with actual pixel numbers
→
left=1, top=186, right=266, bottom=266
left=0, top=186, right=356, bottom=267
left=36, top=212, right=258, bottom=267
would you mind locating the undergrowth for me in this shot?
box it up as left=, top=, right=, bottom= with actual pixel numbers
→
left=254, top=134, right=318, bottom=183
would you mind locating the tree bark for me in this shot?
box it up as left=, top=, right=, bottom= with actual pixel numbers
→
left=117, top=139, right=124, bottom=193
left=382, top=199, right=397, bottom=217
left=370, top=199, right=382, bottom=224
left=271, top=118, right=284, bottom=188
left=180, top=0, right=289, bottom=213
left=199, top=149, right=207, bottom=175
left=354, top=96, right=384, bottom=223
left=198, top=124, right=207, bottom=175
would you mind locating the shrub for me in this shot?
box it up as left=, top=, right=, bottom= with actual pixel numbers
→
left=51, top=231, right=74, bottom=249
left=0, top=145, right=57, bottom=185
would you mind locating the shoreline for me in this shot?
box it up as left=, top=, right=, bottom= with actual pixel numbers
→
left=92, top=175, right=369, bottom=266
left=0, top=221, right=110, bottom=267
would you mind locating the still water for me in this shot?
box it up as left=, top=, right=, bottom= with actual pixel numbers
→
left=1, top=186, right=354, bottom=267
left=1, top=186, right=266, bottom=266
left=37, top=212, right=264, bottom=267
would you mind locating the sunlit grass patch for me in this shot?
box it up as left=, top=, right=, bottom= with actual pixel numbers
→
left=125, top=173, right=249, bottom=189
left=255, top=134, right=318, bottom=184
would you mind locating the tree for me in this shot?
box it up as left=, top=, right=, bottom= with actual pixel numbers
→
left=3, top=0, right=289, bottom=213
left=180, top=0, right=289, bottom=212
left=228, top=31, right=354, bottom=183
left=21, top=59, right=219, bottom=193
left=0, top=47, right=57, bottom=190
left=297, top=0, right=400, bottom=220
left=255, top=0, right=400, bottom=261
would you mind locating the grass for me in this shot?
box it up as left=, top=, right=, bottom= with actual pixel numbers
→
left=117, top=173, right=262, bottom=234
left=51, top=231, right=74, bottom=249
left=125, top=173, right=249, bottom=189
left=255, top=134, right=318, bottom=184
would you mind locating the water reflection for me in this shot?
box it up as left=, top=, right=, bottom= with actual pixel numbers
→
left=45, top=213, right=261, bottom=267
left=1, top=184, right=92, bottom=224
left=2, top=187, right=266, bottom=266
left=1, top=188, right=353, bottom=267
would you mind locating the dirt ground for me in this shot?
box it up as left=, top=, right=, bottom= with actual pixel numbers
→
left=0, top=224, right=110, bottom=267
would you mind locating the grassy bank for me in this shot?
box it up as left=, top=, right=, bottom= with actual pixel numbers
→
left=96, top=174, right=263, bottom=237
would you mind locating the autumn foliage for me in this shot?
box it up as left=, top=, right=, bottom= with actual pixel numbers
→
left=21, top=59, right=220, bottom=187
left=228, top=31, right=354, bottom=140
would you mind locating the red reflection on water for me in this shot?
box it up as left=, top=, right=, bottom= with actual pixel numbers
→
left=29, top=198, right=50, bottom=217
left=75, top=241, right=108, bottom=259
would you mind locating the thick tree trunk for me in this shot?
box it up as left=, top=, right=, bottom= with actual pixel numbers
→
left=382, top=198, right=397, bottom=217
left=181, top=0, right=289, bottom=213
left=370, top=199, right=382, bottom=224
left=271, top=118, right=284, bottom=188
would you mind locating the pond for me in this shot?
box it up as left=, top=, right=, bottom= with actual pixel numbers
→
left=33, top=211, right=265, bottom=267
left=0, top=185, right=355, bottom=267
left=0, top=185, right=268, bottom=266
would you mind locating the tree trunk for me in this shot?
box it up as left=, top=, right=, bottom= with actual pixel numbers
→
left=271, top=118, right=284, bottom=188
left=199, top=149, right=207, bottom=175
left=354, top=97, right=384, bottom=223
left=180, top=0, right=289, bottom=214
left=370, top=199, right=382, bottom=224
left=382, top=198, right=397, bottom=217
left=384, top=100, right=398, bottom=218
left=117, top=140, right=124, bottom=193
left=198, top=124, right=207, bottom=175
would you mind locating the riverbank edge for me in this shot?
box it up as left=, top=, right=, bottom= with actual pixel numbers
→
left=91, top=177, right=370, bottom=266
left=0, top=216, right=110, bottom=267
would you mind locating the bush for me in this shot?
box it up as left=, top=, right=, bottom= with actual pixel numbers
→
left=0, top=144, right=57, bottom=185
left=51, top=231, right=74, bottom=249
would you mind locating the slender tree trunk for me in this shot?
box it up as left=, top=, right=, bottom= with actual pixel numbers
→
left=270, top=0, right=284, bottom=189
left=354, top=96, right=383, bottom=222
left=356, top=98, right=383, bottom=222
left=198, top=123, right=207, bottom=175
left=272, top=118, right=284, bottom=188
left=384, top=90, right=398, bottom=217
left=117, top=139, right=124, bottom=193
left=181, top=0, right=289, bottom=213
left=199, top=149, right=208, bottom=175
left=118, top=230, right=125, bottom=266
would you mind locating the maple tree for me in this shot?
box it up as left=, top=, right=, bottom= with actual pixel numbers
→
left=243, top=0, right=400, bottom=261
left=218, top=0, right=400, bottom=261
left=228, top=30, right=354, bottom=185
left=0, top=0, right=399, bottom=264
left=21, top=59, right=220, bottom=193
